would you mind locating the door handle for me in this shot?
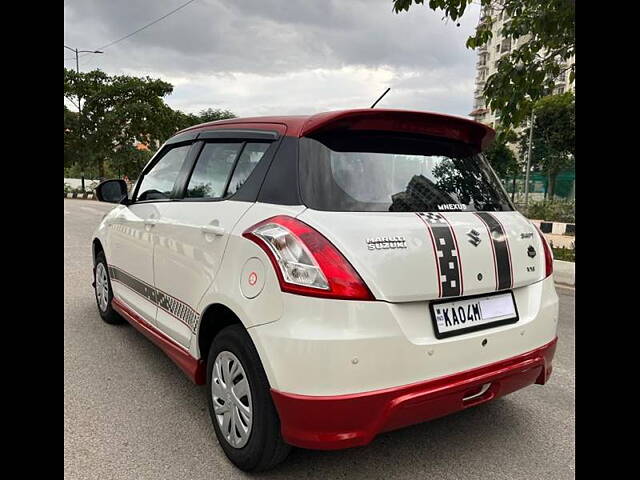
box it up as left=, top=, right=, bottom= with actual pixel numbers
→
left=201, top=225, right=225, bottom=236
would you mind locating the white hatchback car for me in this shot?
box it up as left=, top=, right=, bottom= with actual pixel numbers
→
left=92, top=109, right=558, bottom=471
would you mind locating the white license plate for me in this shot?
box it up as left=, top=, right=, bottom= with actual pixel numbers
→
left=429, top=292, right=519, bottom=339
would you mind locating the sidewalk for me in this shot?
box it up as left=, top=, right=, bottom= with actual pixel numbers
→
left=554, top=260, right=575, bottom=287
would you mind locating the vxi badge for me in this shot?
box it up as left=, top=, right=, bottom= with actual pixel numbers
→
left=366, top=236, right=408, bottom=250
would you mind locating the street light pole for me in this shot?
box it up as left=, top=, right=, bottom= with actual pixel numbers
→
left=64, top=45, right=103, bottom=192
left=524, top=108, right=535, bottom=209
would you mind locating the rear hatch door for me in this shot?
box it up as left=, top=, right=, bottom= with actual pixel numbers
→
left=296, top=112, right=545, bottom=303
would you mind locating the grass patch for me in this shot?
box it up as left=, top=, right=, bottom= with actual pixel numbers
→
left=552, top=246, right=575, bottom=262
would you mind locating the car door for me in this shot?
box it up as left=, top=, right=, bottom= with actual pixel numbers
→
left=152, top=139, right=273, bottom=347
left=106, top=142, right=193, bottom=325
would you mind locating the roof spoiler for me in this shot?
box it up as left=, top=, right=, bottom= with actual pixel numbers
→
left=300, top=109, right=495, bottom=151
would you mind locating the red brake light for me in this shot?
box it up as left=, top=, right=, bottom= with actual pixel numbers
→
left=243, top=215, right=375, bottom=301
left=534, top=225, right=554, bottom=278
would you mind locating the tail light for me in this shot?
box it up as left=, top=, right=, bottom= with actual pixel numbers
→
left=534, top=225, right=554, bottom=278
left=243, top=215, right=375, bottom=300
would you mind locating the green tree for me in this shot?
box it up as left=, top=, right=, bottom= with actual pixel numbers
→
left=105, top=144, right=155, bottom=180
left=170, top=110, right=202, bottom=132
left=518, top=91, right=574, bottom=198
left=197, top=108, right=236, bottom=123
left=484, top=128, right=520, bottom=199
left=64, top=106, right=81, bottom=170
left=64, top=68, right=238, bottom=183
left=484, top=128, right=519, bottom=178
left=393, top=0, right=575, bottom=127
left=164, top=107, right=235, bottom=133
left=64, top=68, right=181, bottom=178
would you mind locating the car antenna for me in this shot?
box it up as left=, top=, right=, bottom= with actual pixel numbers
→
left=370, top=87, right=391, bottom=108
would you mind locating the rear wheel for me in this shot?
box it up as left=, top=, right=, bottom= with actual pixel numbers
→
left=206, top=325, right=290, bottom=472
left=93, top=251, right=124, bottom=324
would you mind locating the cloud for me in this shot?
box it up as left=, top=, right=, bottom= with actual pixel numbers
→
left=64, top=0, right=480, bottom=117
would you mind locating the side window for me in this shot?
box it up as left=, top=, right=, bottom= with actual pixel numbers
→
left=226, top=142, right=270, bottom=196
left=186, top=143, right=244, bottom=198
left=136, top=145, right=191, bottom=201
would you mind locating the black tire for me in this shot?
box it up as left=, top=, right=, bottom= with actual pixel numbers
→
left=206, top=324, right=291, bottom=472
left=93, top=251, right=124, bottom=325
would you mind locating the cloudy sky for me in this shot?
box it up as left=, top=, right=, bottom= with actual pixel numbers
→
left=64, top=0, right=481, bottom=118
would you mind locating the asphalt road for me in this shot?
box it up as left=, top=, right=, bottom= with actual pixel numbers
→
left=64, top=199, right=575, bottom=480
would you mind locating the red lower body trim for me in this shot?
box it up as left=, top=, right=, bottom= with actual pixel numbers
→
left=112, top=298, right=206, bottom=385
left=271, top=337, right=557, bottom=450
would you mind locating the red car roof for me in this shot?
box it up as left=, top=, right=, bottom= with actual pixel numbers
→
left=179, top=109, right=495, bottom=151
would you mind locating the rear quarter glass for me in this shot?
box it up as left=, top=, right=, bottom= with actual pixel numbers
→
left=298, top=133, right=513, bottom=213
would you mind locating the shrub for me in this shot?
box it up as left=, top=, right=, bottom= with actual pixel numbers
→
left=552, top=246, right=575, bottom=262
left=549, top=240, right=575, bottom=262
left=521, top=200, right=575, bottom=223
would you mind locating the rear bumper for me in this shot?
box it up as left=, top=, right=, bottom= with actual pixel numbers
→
left=271, top=337, right=557, bottom=450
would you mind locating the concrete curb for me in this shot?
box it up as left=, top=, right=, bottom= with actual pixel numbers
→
left=65, top=192, right=95, bottom=200
left=553, top=260, right=575, bottom=287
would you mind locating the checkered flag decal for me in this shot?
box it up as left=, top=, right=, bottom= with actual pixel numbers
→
left=416, top=212, right=463, bottom=298
left=422, top=212, right=444, bottom=224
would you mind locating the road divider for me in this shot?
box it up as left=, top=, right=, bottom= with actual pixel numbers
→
left=65, top=192, right=95, bottom=200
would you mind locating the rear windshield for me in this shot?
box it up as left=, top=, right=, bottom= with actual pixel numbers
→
left=299, top=133, right=513, bottom=212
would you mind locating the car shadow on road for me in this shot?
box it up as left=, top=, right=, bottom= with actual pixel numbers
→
left=246, top=399, right=531, bottom=479
left=102, top=319, right=537, bottom=479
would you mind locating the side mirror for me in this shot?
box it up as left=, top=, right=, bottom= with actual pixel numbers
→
left=95, top=179, right=130, bottom=204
